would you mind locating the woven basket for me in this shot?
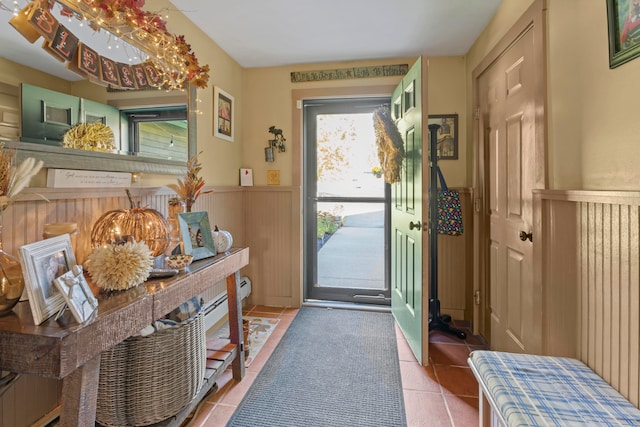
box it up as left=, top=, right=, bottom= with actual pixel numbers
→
left=96, top=311, right=206, bottom=426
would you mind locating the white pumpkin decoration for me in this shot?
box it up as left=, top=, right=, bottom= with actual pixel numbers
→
left=212, top=225, right=233, bottom=253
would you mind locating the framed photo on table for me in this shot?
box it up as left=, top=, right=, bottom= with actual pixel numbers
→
left=53, top=265, right=98, bottom=324
left=178, top=211, right=216, bottom=261
left=214, top=86, right=234, bottom=141
left=19, top=234, right=76, bottom=325
left=607, top=0, right=640, bottom=68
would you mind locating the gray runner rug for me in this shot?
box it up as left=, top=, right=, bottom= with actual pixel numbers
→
left=226, top=306, right=407, bottom=427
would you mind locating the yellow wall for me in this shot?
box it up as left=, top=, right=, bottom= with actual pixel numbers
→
left=468, top=0, right=640, bottom=190
left=155, top=0, right=244, bottom=187
left=0, top=57, right=72, bottom=92
left=427, top=56, right=467, bottom=187
left=547, top=0, right=640, bottom=190
left=243, top=58, right=411, bottom=186
left=242, top=56, right=469, bottom=187
left=465, top=0, right=536, bottom=188
left=10, top=0, right=638, bottom=192
left=1, top=1, right=245, bottom=187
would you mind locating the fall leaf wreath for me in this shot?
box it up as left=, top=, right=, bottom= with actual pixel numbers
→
left=373, top=106, right=405, bottom=184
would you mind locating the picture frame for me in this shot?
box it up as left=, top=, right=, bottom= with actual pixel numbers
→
left=607, top=0, right=640, bottom=68
left=214, top=86, right=234, bottom=141
left=53, top=265, right=98, bottom=324
left=428, top=114, right=459, bottom=160
left=177, top=211, right=216, bottom=261
left=19, top=234, right=76, bottom=325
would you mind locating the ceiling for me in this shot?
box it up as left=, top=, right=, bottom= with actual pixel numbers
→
left=168, top=0, right=502, bottom=68
left=0, top=0, right=501, bottom=80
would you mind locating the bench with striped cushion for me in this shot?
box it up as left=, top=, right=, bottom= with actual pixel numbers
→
left=468, top=350, right=640, bottom=426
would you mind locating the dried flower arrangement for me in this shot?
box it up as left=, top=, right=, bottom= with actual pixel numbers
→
left=373, top=106, right=405, bottom=184
left=0, top=142, right=44, bottom=213
left=62, top=123, right=116, bottom=153
left=87, top=240, right=153, bottom=291
left=167, top=153, right=212, bottom=212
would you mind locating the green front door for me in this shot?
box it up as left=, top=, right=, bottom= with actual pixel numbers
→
left=391, top=58, right=427, bottom=364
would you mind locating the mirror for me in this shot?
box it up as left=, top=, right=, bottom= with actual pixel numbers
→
left=0, top=1, right=201, bottom=175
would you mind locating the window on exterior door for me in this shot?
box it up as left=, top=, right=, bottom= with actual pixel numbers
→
left=303, top=97, right=391, bottom=305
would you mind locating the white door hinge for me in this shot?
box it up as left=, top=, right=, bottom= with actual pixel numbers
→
left=474, top=198, right=481, bottom=213
left=474, top=290, right=481, bottom=305
left=474, top=107, right=480, bottom=120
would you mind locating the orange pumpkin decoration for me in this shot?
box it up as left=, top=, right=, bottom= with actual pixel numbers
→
left=91, top=190, right=170, bottom=257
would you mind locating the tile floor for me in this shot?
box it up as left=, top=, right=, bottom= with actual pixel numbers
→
left=187, top=305, right=488, bottom=427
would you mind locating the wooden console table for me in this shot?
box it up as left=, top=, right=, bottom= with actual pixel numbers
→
left=0, top=247, right=249, bottom=427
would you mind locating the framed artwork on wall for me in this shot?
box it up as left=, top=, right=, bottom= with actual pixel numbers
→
left=214, top=86, right=234, bottom=141
left=607, top=0, right=640, bottom=68
left=19, top=234, right=76, bottom=325
left=428, top=114, right=458, bottom=160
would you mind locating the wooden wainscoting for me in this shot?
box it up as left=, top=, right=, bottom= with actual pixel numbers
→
left=1, top=182, right=470, bottom=425
left=0, top=374, right=61, bottom=427
left=3, top=187, right=245, bottom=264
left=537, top=190, right=640, bottom=407
left=242, top=186, right=301, bottom=308
left=240, top=185, right=472, bottom=315
left=0, top=186, right=244, bottom=426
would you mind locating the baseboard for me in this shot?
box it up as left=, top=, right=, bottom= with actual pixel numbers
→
left=303, top=300, right=391, bottom=313
left=203, top=276, right=251, bottom=331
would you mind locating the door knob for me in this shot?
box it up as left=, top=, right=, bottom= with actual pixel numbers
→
left=519, top=231, right=533, bottom=242
left=409, top=221, right=422, bottom=231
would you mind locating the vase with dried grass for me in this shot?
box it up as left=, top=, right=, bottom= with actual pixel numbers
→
left=0, top=143, right=44, bottom=315
left=167, top=153, right=212, bottom=212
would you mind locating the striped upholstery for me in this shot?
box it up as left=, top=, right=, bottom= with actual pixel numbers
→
left=468, top=350, right=640, bottom=426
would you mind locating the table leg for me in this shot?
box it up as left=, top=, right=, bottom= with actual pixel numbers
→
left=59, top=354, right=100, bottom=427
left=226, top=271, right=245, bottom=380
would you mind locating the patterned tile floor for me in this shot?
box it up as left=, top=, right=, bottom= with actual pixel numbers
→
left=187, top=305, right=488, bottom=427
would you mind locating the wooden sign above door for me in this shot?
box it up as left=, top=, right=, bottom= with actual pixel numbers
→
left=291, top=64, right=408, bottom=83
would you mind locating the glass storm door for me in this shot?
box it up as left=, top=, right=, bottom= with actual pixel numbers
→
left=304, top=97, right=391, bottom=305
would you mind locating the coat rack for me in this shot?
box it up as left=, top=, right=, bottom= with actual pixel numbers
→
left=428, top=123, right=466, bottom=340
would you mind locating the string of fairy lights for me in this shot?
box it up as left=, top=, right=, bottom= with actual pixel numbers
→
left=0, top=0, right=209, bottom=90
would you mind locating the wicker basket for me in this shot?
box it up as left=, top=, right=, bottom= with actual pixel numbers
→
left=96, top=311, right=206, bottom=426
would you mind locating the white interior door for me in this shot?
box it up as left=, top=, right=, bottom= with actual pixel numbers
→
left=479, top=26, right=537, bottom=353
